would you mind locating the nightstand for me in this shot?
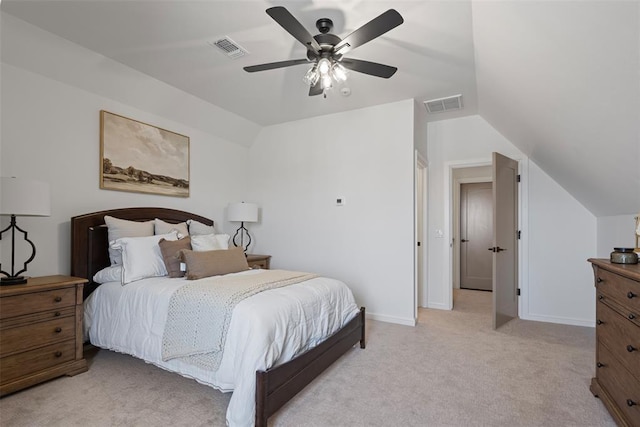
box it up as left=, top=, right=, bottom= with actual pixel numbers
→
left=246, top=254, right=271, bottom=270
left=0, top=275, right=88, bottom=396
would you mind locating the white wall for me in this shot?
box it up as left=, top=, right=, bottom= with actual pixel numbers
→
left=247, top=99, right=417, bottom=325
left=597, top=215, right=638, bottom=257
left=427, top=115, right=597, bottom=326
left=526, top=161, right=596, bottom=325
left=1, top=15, right=250, bottom=277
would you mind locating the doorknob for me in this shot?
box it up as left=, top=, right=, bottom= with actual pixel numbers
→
left=487, top=247, right=507, bottom=252
left=461, top=239, right=469, bottom=242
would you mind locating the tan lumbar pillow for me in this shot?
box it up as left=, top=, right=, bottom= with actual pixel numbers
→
left=180, top=247, right=249, bottom=280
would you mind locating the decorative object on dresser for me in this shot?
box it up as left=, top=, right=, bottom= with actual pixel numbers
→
left=0, top=275, right=88, bottom=395
left=588, top=258, right=640, bottom=426
left=246, top=254, right=271, bottom=270
left=0, top=177, right=51, bottom=285
left=610, top=248, right=639, bottom=265
left=227, top=202, right=259, bottom=252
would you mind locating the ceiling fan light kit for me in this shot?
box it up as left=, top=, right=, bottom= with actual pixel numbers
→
left=244, top=6, right=404, bottom=97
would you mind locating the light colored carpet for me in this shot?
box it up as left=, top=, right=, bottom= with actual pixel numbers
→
left=1, top=289, right=615, bottom=426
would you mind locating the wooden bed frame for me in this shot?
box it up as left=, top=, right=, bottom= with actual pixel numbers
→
left=70, top=207, right=365, bottom=427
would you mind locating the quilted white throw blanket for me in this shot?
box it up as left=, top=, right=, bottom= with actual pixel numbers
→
left=162, top=269, right=317, bottom=370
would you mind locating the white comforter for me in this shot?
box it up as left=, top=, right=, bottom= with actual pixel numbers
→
left=84, top=269, right=360, bottom=427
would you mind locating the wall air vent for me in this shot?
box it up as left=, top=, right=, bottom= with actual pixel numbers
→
left=209, top=37, right=248, bottom=59
left=423, top=94, right=463, bottom=114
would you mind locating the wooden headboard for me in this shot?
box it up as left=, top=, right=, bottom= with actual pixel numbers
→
left=70, top=207, right=213, bottom=299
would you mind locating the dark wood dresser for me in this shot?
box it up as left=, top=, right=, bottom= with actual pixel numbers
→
left=0, top=275, right=88, bottom=396
left=589, top=259, right=640, bottom=426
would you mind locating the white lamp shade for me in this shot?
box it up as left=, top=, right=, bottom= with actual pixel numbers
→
left=1, top=177, right=51, bottom=216
left=228, top=202, right=258, bottom=223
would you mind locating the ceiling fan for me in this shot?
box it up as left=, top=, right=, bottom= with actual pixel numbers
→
left=244, top=6, right=404, bottom=97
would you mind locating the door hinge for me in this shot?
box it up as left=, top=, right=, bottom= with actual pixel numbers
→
left=517, top=288, right=521, bottom=296
left=517, top=230, right=521, bottom=240
left=517, top=174, right=521, bottom=183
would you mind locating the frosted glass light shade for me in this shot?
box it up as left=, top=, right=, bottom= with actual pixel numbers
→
left=1, top=177, right=51, bottom=216
left=227, top=202, right=258, bottom=223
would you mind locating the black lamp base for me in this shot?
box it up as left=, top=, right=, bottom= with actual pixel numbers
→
left=1, top=275, right=28, bottom=285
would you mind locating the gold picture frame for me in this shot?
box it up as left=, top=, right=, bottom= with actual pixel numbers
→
left=100, top=110, right=189, bottom=197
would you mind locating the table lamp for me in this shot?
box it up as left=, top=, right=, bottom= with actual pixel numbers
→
left=0, top=177, right=51, bottom=285
left=228, top=202, right=258, bottom=252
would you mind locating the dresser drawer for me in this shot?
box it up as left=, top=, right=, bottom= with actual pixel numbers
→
left=597, top=300, right=640, bottom=377
left=596, top=268, right=640, bottom=313
left=597, top=342, right=640, bottom=425
left=0, top=287, right=76, bottom=319
left=0, top=339, right=75, bottom=384
left=0, top=316, right=76, bottom=357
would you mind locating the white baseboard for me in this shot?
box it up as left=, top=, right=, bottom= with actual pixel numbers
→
left=366, top=312, right=416, bottom=326
left=520, top=313, right=594, bottom=328
left=425, top=302, right=451, bottom=310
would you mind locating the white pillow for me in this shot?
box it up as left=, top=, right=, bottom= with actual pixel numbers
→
left=154, top=218, right=189, bottom=237
left=104, top=215, right=154, bottom=265
left=187, top=219, right=215, bottom=236
left=190, top=233, right=230, bottom=251
left=109, top=231, right=178, bottom=284
left=93, top=265, right=123, bottom=284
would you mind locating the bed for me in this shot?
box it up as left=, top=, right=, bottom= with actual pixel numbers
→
left=70, top=207, right=365, bottom=427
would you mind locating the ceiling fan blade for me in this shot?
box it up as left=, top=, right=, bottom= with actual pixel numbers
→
left=334, top=9, right=404, bottom=56
left=244, top=58, right=310, bottom=73
left=340, top=58, right=398, bottom=78
left=266, top=6, right=322, bottom=53
left=309, top=81, right=323, bottom=96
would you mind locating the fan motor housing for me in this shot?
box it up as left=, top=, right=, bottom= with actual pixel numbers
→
left=316, top=18, right=333, bottom=33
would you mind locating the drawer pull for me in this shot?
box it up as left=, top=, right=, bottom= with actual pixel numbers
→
left=627, top=399, right=637, bottom=407
left=596, top=319, right=604, bottom=325
left=54, top=311, right=61, bottom=317
left=54, top=296, right=62, bottom=302
left=630, top=313, right=637, bottom=320
left=597, top=277, right=603, bottom=283
left=627, top=345, right=637, bottom=352
left=596, top=362, right=605, bottom=368
left=54, top=327, right=62, bottom=333
left=629, top=291, right=637, bottom=299
left=54, top=351, right=62, bottom=358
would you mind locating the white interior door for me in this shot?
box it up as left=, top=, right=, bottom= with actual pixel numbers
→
left=492, top=152, right=519, bottom=329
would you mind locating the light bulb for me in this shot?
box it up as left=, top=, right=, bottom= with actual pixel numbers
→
left=303, top=66, right=319, bottom=86
left=321, top=74, right=333, bottom=89
left=332, top=63, right=347, bottom=82
left=318, top=58, right=331, bottom=75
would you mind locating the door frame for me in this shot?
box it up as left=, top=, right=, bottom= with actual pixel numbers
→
left=415, top=151, right=428, bottom=315
left=453, top=176, right=492, bottom=290
left=443, top=158, right=529, bottom=315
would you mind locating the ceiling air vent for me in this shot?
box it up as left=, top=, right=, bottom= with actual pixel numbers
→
left=209, top=37, right=248, bottom=59
left=423, top=94, right=463, bottom=114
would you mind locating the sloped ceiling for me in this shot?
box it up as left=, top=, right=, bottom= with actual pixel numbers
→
left=1, top=1, right=638, bottom=216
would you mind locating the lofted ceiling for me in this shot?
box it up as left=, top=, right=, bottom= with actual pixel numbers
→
left=1, top=1, right=638, bottom=216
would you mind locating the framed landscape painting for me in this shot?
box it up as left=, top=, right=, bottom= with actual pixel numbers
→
left=100, top=110, right=190, bottom=197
